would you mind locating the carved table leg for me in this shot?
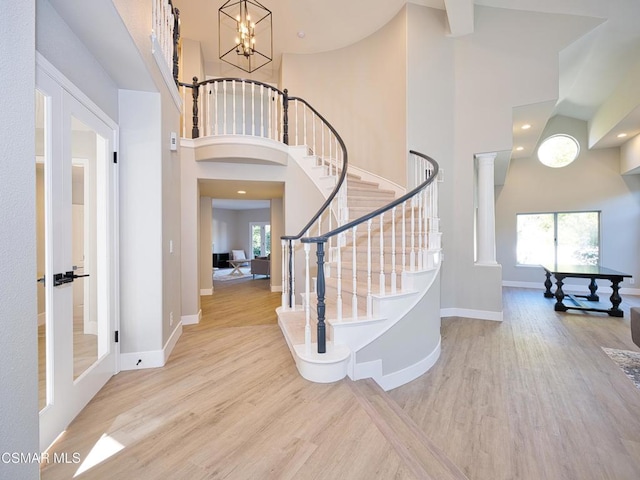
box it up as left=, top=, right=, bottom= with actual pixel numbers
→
left=608, top=278, right=624, bottom=317
left=554, top=276, right=567, bottom=312
left=544, top=271, right=554, bottom=298
left=586, top=277, right=599, bottom=301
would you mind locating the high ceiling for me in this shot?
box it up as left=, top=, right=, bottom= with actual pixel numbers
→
left=175, top=0, right=640, bottom=165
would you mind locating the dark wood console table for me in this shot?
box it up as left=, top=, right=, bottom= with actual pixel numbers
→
left=542, top=264, right=631, bottom=317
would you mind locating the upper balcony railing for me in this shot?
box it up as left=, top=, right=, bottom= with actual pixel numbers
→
left=151, top=0, right=180, bottom=88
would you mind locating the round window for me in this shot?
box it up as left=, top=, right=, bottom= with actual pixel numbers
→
left=537, top=134, right=580, bottom=168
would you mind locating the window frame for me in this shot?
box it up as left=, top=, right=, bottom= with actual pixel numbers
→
left=516, top=210, right=601, bottom=267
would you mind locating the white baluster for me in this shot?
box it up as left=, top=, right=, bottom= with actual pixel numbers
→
left=379, top=213, right=385, bottom=295
left=410, top=197, right=416, bottom=271
left=402, top=200, right=407, bottom=272
left=303, top=103, right=307, bottom=147
left=328, top=133, right=333, bottom=177
left=214, top=82, right=219, bottom=136
left=321, top=123, right=325, bottom=160
left=260, top=85, right=265, bottom=138
left=367, top=219, right=372, bottom=317
left=336, top=232, right=343, bottom=321
left=312, top=112, right=317, bottom=154
left=268, top=88, right=272, bottom=140
left=223, top=81, right=227, bottom=135
left=232, top=80, right=236, bottom=135
left=417, top=189, right=423, bottom=270
left=251, top=82, right=255, bottom=136
left=241, top=81, right=246, bottom=136
left=391, top=207, right=397, bottom=293
left=352, top=226, right=358, bottom=320
left=295, top=101, right=299, bottom=145
left=304, top=243, right=311, bottom=353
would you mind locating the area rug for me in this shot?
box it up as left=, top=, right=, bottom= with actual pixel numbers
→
left=213, top=267, right=252, bottom=282
left=601, top=347, right=640, bottom=390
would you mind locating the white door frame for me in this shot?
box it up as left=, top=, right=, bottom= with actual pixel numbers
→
left=37, top=55, right=120, bottom=452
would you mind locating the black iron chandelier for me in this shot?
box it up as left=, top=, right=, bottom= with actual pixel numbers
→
left=218, top=0, right=273, bottom=73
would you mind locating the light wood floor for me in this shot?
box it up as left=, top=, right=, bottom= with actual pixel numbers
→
left=41, top=281, right=640, bottom=479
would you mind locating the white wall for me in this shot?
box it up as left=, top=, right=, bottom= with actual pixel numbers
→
left=621, top=133, right=640, bottom=175
left=497, top=115, right=640, bottom=287
left=211, top=206, right=238, bottom=253
left=119, top=90, right=164, bottom=355
left=37, top=0, right=119, bottom=120
left=424, top=5, right=598, bottom=315
left=0, top=1, right=39, bottom=478
left=111, top=0, right=183, bottom=351
left=280, top=7, right=407, bottom=187
left=199, top=197, right=212, bottom=292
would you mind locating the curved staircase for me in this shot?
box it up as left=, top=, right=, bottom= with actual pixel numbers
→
left=181, top=77, right=443, bottom=391
left=278, top=148, right=442, bottom=391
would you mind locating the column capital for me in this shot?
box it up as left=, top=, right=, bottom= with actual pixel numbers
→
left=474, top=152, right=498, bottom=163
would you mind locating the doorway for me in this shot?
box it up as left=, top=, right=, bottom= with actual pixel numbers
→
left=36, top=65, right=119, bottom=451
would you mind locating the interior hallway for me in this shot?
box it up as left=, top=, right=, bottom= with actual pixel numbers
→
left=41, top=279, right=640, bottom=479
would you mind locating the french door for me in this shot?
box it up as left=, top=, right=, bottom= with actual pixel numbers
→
left=251, top=222, right=271, bottom=258
left=36, top=66, right=118, bottom=451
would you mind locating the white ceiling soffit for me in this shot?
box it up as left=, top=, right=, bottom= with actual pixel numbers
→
left=47, top=0, right=155, bottom=92
left=444, top=0, right=474, bottom=37
left=212, top=199, right=271, bottom=210
left=198, top=179, right=284, bottom=200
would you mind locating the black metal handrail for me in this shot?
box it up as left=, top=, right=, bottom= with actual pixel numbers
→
left=301, top=150, right=439, bottom=353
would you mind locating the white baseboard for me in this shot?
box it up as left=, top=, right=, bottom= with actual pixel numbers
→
left=502, top=281, right=545, bottom=290
left=182, top=309, right=202, bottom=325
left=271, top=285, right=282, bottom=293
left=200, top=288, right=213, bottom=296
left=377, top=338, right=441, bottom=392
left=441, top=307, right=503, bottom=322
left=120, top=322, right=183, bottom=371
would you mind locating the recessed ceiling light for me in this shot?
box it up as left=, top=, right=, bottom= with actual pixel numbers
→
left=297, top=31, right=305, bottom=38
left=617, top=133, right=628, bottom=138
left=237, top=190, right=246, bottom=194
left=521, top=124, right=532, bottom=130
left=516, top=146, right=524, bottom=151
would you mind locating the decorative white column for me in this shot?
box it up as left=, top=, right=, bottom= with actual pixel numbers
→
left=475, top=152, right=498, bottom=265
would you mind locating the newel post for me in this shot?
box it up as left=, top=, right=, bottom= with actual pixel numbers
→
left=283, top=89, right=289, bottom=145
left=191, top=76, right=200, bottom=139
left=316, top=241, right=327, bottom=354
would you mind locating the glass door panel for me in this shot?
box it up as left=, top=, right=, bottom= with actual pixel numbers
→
left=251, top=222, right=271, bottom=257
left=557, top=212, right=600, bottom=265
left=35, top=89, right=49, bottom=411
left=71, top=116, right=102, bottom=380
